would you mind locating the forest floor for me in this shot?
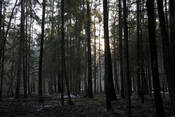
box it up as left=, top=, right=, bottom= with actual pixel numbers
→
left=0, top=94, right=173, bottom=117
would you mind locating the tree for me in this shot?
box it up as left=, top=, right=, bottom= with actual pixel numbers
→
left=146, top=0, right=165, bottom=116
left=86, top=0, right=93, bottom=98
left=23, top=0, right=27, bottom=98
left=103, top=0, right=116, bottom=110
left=169, top=0, right=175, bottom=114
left=0, top=0, right=18, bottom=98
left=93, top=7, right=97, bottom=93
left=38, top=0, right=46, bottom=102
left=136, top=0, right=145, bottom=103
left=0, top=0, right=3, bottom=98
left=60, top=0, right=73, bottom=105
left=112, top=20, right=119, bottom=94
left=136, top=0, right=141, bottom=99
left=60, top=0, right=65, bottom=106
left=156, top=0, right=175, bottom=114
left=123, top=0, right=132, bottom=116
left=118, top=0, right=125, bottom=98
left=16, top=0, right=25, bottom=98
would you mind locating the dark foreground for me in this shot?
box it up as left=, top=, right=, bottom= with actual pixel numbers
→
left=0, top=94, right=173, bottom=117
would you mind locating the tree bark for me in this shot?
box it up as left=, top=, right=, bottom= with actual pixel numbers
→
left=23, top=0, right=27, bottom=98
left=93, top=16, right=97, bottom=94
left=146, top=0, right=165, bottom=116
left=38, top=0, right=46, bottom=103
left=118, top=0, right=125, bottom=98
left=61, top=0, right=65, bottom=105
left=86, top=0, right=93, bottom=98
left=169, top=0, right=175, bottom=114
left=0, top=0, right=3, bottom=98
left=103, top=0, right=116, bottom=110
left=16, top=0, right=25, bottom=99
left=136, top=0, right=141, bottom=98
left=0, top=0, right=18, bottom=98
left=123, top=0, right=132, bottom=116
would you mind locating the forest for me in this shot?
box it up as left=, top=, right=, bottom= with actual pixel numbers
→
left=0, top=0, right=175, bottom=117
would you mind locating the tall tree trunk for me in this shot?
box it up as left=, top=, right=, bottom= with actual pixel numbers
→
left=0, top=0, right=3, bottom=98
left=103, top=0, right=116, bottom=110
left=123, top=0, right=132, bottom=116
left=60, top=0, right=73, bottom=105
left=93, top=17, right=97, bottom=94
left=137, top=0, right=145, bottom=103
left=86, top=0, right=93, bottom=98
left=164, top=0, right=168, bottom=29
left=98, top=24, right=102, bottom=93
left=113, top=35, right=119, bottom=93
left=0, top=0, right=1, bottom=54
left=169, top=0, right=175, bottom=114
left=16, top=0, right=25, bottom=98
left=156, top=0, right=175, bottom=115
left=0, top=0, right=18, bottom=98
left=146, top=1, right=165, bottom=116
left=1, top=2, right=5, bottom=99
left=136, top=0, right=141, bottom=98
left=60, top=0, right=65, bottom=105
left=140, top=0, right=146, bottom=102
left=27, top=1, right=33, bottom=95
left=23, top=0, right=27, bottom=98
left=118, top=0, right=125, bottom=98
left=38, top=0, right=46, bottom=103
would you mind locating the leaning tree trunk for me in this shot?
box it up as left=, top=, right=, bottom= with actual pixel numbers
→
left=146, top=0, right=165, bottom=117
